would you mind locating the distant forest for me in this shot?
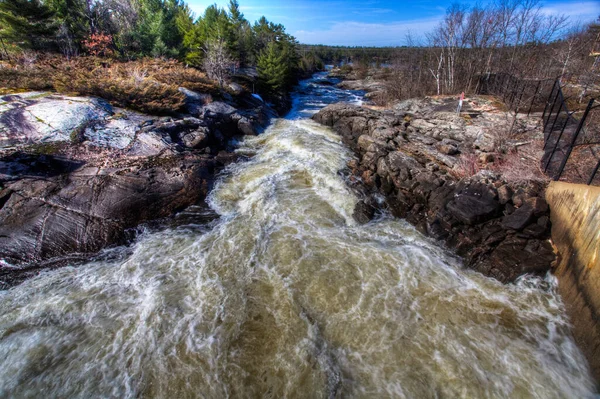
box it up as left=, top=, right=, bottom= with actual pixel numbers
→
left=302, top=3, right=599, bottom=101
left=0, top=0, right=598, bottom=100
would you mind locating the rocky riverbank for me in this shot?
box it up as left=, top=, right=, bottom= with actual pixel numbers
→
left=0, top=88, right=278, bottom=286
left=328, top=66, right=387, bottom=104
left=313, top=96, right=554, bottom=283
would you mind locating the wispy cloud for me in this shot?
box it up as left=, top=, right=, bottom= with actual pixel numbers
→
left=184, top=0, right=600, bottom=46
left=294, top=17, right=442, bottom=46
left=351, top=8, right=396, bottom=15
left=540, top=1, right=600, bottom=21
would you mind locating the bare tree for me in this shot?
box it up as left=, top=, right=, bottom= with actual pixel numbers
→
left=203, top=39, right=233, bottom=88
left=553, top=24, right=587, bottom=83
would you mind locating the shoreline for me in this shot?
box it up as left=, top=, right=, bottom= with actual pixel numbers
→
left=0, top=86, right=283, bottom=288
left=312, top=99, right=555, bottom=284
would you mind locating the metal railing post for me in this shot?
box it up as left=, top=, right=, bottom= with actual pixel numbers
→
left=509, top=79, right=519, bottom=109
left=555, top=99, right=595, bottom=182
left=588, top=158, right=600, bottom=185
left=515, top=83, right=526, bottom=112
left=528, top=80, right=541, bottom=116
left=545, top=113, right=572, bottom=174
left=544, top=100, right=564, bottom=150
left=542, top=80, right=556, bottom=122
left=544, top=84, right=561, bottom=132
left=502, top=75, right=510, bottom=102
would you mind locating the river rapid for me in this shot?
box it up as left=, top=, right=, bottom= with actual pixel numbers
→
left=0, top=73, right=596, bottom=398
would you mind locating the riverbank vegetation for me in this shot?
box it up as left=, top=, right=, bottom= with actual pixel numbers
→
left=0, top=0, right=322, bottom=106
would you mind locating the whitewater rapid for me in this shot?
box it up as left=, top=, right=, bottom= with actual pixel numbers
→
left=0, top=74, right=595, bottom=398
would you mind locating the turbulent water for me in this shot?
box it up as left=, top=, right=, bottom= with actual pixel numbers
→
left=0, top=74, right=596, bottom=398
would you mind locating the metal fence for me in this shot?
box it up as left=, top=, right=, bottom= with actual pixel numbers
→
left=478, top=73, right=600, bottom=186
left=477, top=73, right=555, bottom=115
left=541, top=83, right=600, bottom=185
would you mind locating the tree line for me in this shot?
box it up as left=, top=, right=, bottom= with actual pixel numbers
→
left=0, top=0, right=324, bottom=92
left=1, top=0, right=598, bottom=99
left=304, top=1, right=599, bottom=103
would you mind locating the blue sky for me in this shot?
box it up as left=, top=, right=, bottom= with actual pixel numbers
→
left=186, top=0, right=600, bottom=46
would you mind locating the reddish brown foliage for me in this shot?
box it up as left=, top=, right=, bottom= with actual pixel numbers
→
left=82, top=33, right=114, bottom=58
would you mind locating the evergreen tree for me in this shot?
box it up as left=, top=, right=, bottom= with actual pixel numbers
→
left=257, top=41, right=288, bottom=91
left=228, top=0, right=248, bottom=64
left=0, top=0, right=58, bottom=50
left=182, top=4, right=233, bottom=66
left=253, top=15, right=299, bottom=91
left=46, top=0, right=89, bottom=57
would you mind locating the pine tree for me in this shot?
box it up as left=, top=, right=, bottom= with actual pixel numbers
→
left=0, top=0, right=58, bottom=49
left=257, top=41, right=288, bottom=91
left=46, top=0, right=89, bottom=57
left=227, top=0, right=246, bottom=64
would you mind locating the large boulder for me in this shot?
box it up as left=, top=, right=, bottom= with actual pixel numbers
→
left=200, top=101, right=265, bottom=140
left=446, top=183, right=500, bottom=225
left=0, top=152, right=217, bottom=266
left=475, top=237, right=556, bottom=282
left=178, top=87, right=212, bottom=115
left=352, top=200, right=375, bottom=224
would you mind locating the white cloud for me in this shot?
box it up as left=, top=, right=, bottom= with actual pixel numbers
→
left=294, top=17, right=442, bottom=46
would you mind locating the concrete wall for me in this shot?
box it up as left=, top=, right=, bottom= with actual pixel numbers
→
left=546, top=181, right=600, bottom=382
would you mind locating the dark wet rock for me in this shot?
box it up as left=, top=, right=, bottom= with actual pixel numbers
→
left=522, top=223, right=547, bottom=238
left=527, top=197, right=549, bottom=216
left=447, top=195, right=499, bottom=225
left=0, top=153, right=217, bottom=266
left=178, top=87, right=212, bottom=115
left=199, top=101, right=271, bottom=141
left=497, top=184, right=513, bottom=205
left=502, top=203, right=535, bottom=230
left=313, top=101, right=554, bottom=283
left=475, top=237, right=555, bottom=282
left=353, top=200, right=375, bottom=224
left=202, top=101, right=237, bottom=116
left=537, top=215, right=550, bottom=228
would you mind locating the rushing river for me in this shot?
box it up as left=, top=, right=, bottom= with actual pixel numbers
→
left=0, top=74, right=596, bottom=398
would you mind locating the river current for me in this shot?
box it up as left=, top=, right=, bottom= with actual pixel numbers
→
left=0, top=73, right=596, bottom=398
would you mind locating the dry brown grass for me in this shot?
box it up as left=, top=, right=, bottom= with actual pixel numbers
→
left=451, top=153, right=481, bottom=179
left=490, top=143, right=549, bottom=182
left=0, top=55, right=220, bottom=114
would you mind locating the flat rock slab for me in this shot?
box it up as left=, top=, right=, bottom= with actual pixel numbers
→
left=84, top=115, right=141, bottom=150
left=0, top=92, right=174, bottom=154
left=0, top=92, right=113, bottom=147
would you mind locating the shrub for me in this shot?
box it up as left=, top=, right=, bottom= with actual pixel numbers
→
left=339, top=64, right=353, bottom=74
left=0, top=66, right=54, bottom=92
left=82, top=33, right=114, bottom=57
left=53, top=62, right=186, bottom=114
